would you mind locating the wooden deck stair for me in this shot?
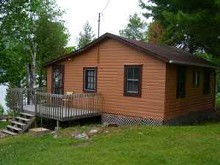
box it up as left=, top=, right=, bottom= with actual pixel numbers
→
left=2, top=112, right=35, bottom=136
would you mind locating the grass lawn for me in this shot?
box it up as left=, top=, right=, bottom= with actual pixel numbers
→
left=216, top=96, right=220, bottom=111
left=0, top=122, right=220, bottom=165
left=0, top=121, right=9, bottom=129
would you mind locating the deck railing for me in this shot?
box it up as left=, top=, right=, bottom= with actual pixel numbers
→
left=35, top=92, right=102, bottom=121
left=8, top=88, right=103, bottom=121
left=8, top=88, right=46, bottom=113
left=8, top=88, right=23, bottom=112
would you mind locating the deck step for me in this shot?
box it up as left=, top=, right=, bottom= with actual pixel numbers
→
left=7, top=125, right=22, bottom=131
left=11, top=120, right=26, bottom=126
left=2, top=129, right=18, bottom=136
left=16, top=117, right=30, bottom=122
left=20, top=112, right=35, bottom=117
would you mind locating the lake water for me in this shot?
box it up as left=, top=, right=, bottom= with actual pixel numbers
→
left=0, top=85, right=8, bottom=112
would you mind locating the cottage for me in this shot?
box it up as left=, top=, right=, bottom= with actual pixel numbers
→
left=45, top=33, right=218, bottom=125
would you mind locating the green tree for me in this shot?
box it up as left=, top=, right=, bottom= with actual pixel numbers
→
left=147, top=20, right=164, bottom=44
left=119, top=13, right=147, bottom=41
left=35, top=15, right=69, bottom=87
left=64, top=46, right=75, bottom=54
left=77, top=21, right=95, bottom=49
left=140, top=0, right=220, bottom=55
left=0, top=39, right=27, bottom=87
left=0, top=0, right=69, bottom=88
left=0, top=104, right=4, bottom=115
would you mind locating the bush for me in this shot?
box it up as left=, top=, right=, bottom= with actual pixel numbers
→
left=0, top=104, right=4, bottom=115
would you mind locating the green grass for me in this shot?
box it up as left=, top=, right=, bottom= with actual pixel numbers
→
left=0, top=122, right=220, bottom=165
left=0, top=121, right=9, bottom=129
left=0, top=98, right=220, bottom=165
left=216, top=97, right=220, bottom=111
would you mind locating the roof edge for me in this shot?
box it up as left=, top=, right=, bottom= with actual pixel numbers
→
left=169, top=60, right=220, bottom=69
left=45, top=32, right=219, bottom=70
left=45, top=33, right=170, bottom=67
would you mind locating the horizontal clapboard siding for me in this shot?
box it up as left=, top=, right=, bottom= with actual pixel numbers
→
left=164, top=64, right=215, bottom=121
left=99, top=39, right=166, bottom=118
left=47, top=38, right=166, bottom=119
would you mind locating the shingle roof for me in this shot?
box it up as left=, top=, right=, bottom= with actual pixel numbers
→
left=45, top=33, right=219, bottom=69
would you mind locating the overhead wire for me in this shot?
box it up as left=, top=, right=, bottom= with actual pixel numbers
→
left=98, top=0, right=111, bottom=37
left=101, top=0, right=110, bottom=14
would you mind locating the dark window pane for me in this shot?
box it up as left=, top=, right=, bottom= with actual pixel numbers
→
left=127, top=68, right=139, bottom=79
left=133, top=68, right=139, bottom=79
left=203, top=70, right=210, bottom=95
left=84, top=68, right=97, bottom=91
left=176, top=66, right=186, bottom=98
left=124, top=65, right=142, bottom=97
left=127, top=81, right=138, bottom=93
left=89, top=71, right=93, bottom=77
left=193, top=71, right=200, bottom=87
left=127, top=68, right=132, bottom=79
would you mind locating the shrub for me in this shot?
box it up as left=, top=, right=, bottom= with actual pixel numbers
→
left=0, top=104, right=4, bottom=115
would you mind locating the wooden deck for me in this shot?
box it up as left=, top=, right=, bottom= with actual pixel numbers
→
left=23, top=104, right=101, bottom=121
left=8, top=88, right=103, bottom=121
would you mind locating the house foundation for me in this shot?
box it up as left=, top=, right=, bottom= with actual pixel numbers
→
left=164, top=110, right=216, bottom=125
left=101, top=113, right=163, bottom=126
left=102, top=110, right=216, bottom=126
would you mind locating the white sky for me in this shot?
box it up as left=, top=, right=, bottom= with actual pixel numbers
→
left=56, top=0, right=150, bottom=46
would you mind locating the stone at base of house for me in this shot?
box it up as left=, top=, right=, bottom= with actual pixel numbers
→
left=101, top=110, right=216, bottom=126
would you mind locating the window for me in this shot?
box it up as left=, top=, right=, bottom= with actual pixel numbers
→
left=203, top=70, right=211, bottom=95
left=192, top=71, right=200, bottom=87
left=176, top=66, right=186, bottom=98
left=83, top=67, right=97, bottom=92
left=124, top=65, right=142, bottom=97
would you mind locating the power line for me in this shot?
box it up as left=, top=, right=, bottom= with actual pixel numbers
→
left=98, top=0, right=111, bottom=37
left=101, top=0, right=110, bottom=14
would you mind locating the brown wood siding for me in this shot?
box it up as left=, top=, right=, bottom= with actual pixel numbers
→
left=47, top=38, right=166, bottom=119
left=164, top=64, right=215, bottom=121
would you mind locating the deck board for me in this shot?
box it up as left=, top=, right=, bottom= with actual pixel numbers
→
left=23, top=104, right=101, bottom=121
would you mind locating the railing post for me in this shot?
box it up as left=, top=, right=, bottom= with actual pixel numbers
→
left=35, top=91, right=37, bottom=116
left=20, top=88, right=24, bottom=113
left=27, top=88, right=30, bottom=105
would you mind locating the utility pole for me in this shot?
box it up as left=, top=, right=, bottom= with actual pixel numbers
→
left=98, top=12, right=101, bottom=37
left=98, top=0, right=110, bottom=37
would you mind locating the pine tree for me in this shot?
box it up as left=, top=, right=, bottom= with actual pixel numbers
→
left=140, top=0, right=220, bottom=56
left=77, top=21, right=95, bottom=49
left=119, top=13, right=147, bottom=41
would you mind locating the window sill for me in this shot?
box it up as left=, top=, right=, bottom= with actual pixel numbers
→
left=83, top=89, right=97, bottom=93
left=124, top=93, right=141, bottom=97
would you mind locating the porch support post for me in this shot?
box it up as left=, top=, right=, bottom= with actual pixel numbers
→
left=56, top=120, right=60, bottom=129
left=35, top=98, right=37, bottom=116
left=54, top=120, right=60, bottom=138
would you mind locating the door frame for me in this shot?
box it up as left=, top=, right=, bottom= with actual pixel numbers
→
left=51, top=65, right=64, bottom=94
